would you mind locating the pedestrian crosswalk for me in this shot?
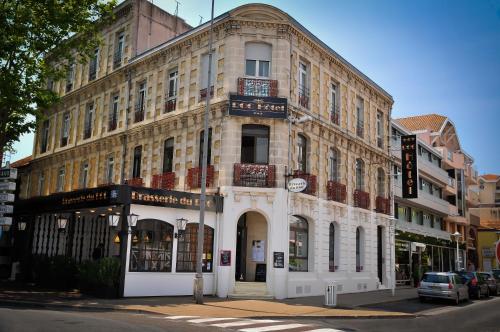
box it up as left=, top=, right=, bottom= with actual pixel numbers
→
left=154, top=315, right=347, bottom=332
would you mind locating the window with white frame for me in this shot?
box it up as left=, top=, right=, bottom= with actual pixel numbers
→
left=88, top=47, right=99, bottom=81
left=83, top=102, right=94, bottom=139
left=56, top=167, right=65, bottom=192
left=106, top=154, right=114, bottom=184
left=80, top=161, right=89, bottom=189
left=200, top=53, right=216, bottom=99
left=66, top=62, right=75, bottom=92
left=38, top=172, right=45, bottom=196
left=377, top=110, right=384, bottom=148
left=109, top=93, right=119, bottom=131
left=377, top=168, right=385, bottom=197
left=355, top=158, right=365, bottom=191
left=113, top=32, right=124, bottom=69
left=165, top=68, right=178, bottom=112
left=297, top=134, right=308, bottom=173
left=298, top=62, right=309, bottom=108
left=329, top=148, right=340, bottom=182
left=330, top=83, right=340, bottom=125
left=245, top=42, right=271, bottom=78
left=40, top=119, right=49, bottom=153
left=61, top=112, right=70, bottom=147
left=356, top=96, right=364, bottom=137
left=135, top=81, right=146, bottom=122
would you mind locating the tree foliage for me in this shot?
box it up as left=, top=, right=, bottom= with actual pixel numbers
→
left=0, top=0, right=116, bottom=157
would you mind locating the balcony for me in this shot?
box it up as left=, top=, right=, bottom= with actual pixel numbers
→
left=125, top=177, right=144, bottom=187
left=375, top=196, right=390, bottom=214
left=233, top=163, right=276, bottom=188
left=151, top=172, right=175, bottom=190
left=113, top=50, right=122, bottom=69
left=326, top=180, right=346, bottom=203
left=330, top=104, right=340, bottom=125
left=187, top=165, right=214, bottom=189
left=356, top=122, right=364, bottom=138
left=237, top=77, right=278, bottom=97
left=134, top=103, right=144, bottom=123
left=164, top=98, right=176, bottom=113
left=298, top=85, right=309, bottom=109
left=200, top=86, right=214, bottom=100
left=108, top=117, right=117, bottom=132
left=354, top=189, right=370, bottom=210
left=292, top=170, right=317, bottom=196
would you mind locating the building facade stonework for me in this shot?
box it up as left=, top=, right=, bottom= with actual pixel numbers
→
left=15, top=2, right=395, bottom=298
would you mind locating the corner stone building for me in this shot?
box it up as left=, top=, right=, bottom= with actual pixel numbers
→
left=17, top=1, right=395, bottom=298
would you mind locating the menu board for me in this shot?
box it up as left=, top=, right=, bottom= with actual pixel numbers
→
left=273, top=252, right=284, bottom=268
left=220, top=250, right=231, bottom=266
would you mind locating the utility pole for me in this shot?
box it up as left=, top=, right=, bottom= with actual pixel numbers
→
left=194, top=0, right=214, bottom=305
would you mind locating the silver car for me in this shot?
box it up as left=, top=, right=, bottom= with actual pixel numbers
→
left=418, top=272, right=469, bottom=305
left=479, top=272, right=500, bottom=295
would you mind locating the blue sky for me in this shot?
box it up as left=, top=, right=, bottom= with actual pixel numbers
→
left=10, top=0, right=500, bottom=174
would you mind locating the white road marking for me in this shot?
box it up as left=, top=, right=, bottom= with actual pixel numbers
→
left=211, top=319, right=279, bottom=328
left=164, top=315, right=199, bottom=320
left=304, top=329, right=347, bottom=332
left=239, top=323, right=310, bottom=332
left=188, top=317, right=237, bottom=323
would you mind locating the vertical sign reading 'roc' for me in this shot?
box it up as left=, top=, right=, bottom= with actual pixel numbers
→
left=401, top=135, right=418, bottom=199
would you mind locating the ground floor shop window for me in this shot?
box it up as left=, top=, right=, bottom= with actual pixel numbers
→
left=176, top=224, right=214, bottom=272
left=129, top=219, right=174, bottom=272
left=289, top=215, right=308, bottom=272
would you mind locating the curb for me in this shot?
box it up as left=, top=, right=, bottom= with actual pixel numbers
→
left=0, top=299, right=417, bottom=319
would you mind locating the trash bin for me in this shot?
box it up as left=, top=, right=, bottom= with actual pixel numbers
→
left=325, top=284, right=336, bottom=307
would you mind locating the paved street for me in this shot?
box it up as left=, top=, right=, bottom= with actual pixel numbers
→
left=0, top=296, right=499, bottom=332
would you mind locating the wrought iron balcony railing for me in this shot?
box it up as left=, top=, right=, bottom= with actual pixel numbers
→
left=298, top=85, right=309, bottom=108
left=125, top=177, right=144, bottom=187
left=354, top=189, right=370, bottom=210
left=233, top=163, right=276, bottom=188
left=237, top=77, right=278, bottom=97
left=113, top=50, right=122, bottom=69
left=199, top=86, right=214, bottom=100
left=164, top=98, right=176, bottom=113
left=108, top=117, right=117, bottom=131
left=134, top=103, right=144, bottom=123
left=151, top=172, right=175, bottom=190
left=187, top=165, right=214, bottom=189
left=330, top=104, right=340, bottom=125
left=326, top=180, right=346, bottom=203
left=375, top=196, right=390, bottom=215
left=292, top=170, right=317, bottom=196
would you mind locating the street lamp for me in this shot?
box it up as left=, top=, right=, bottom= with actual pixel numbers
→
left=452, top=231, right=461, bottom=271
left=127, top=213, right=139, bottom=233
left=108, top=214, right=120, bottom=228
left=175, top=217, right=189, bottom=238
left=57, top=216, right=68, bottom=232
left=17, top=220, right=27, bottom=231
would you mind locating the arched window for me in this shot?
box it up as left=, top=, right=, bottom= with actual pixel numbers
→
left=297, top=134, right=307, bottom=173
left=329, top=223, right=339, bottom=272
left=329, top=148, right=340, bottom=182
left=377, top=168, right=385, bottom=197
left=356, top=227, right=364, bottom=272
left=289, top=216, right=308, bottom=272
left=176, top=224, right=214, bottom=272
left=129, top=219, right=174, bottom=272
left=355, top=159, right=365, bottom=191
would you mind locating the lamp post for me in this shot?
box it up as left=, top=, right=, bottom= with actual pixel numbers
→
left=57, top=216, right=68, bottom=232
left=127, top=213, right=138, bottom=233
left=452, top=231, right=461, bottom=271
left=176, top=217, right=188, bottom=238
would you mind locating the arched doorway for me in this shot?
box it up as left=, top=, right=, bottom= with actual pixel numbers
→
left=235, top=211, right=268, bottom=282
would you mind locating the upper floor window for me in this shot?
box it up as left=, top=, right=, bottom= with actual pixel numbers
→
left=376, top=110, right=384, bottom=148
left=447, top=150, right=453, bottom=161
left=355, top=158, right=365, bottom=191
left=297, top=134, right=307, bottom=173
left=329, top=148, right=340, bottom=182
left=106, top=154, right=114, bottom=184
left=165, top=68, right=178, bottom=113
left=330, top=83, right=340, bottom=125
left=198, top=128, right=212, bottom=167
left=245, top=42, right=271, bottom=78
left=356, top=96, right=364, bottom=138
left=113, top=32, right=125, bottom=69
left=163, top=138, right=174, bottom=173
left=38, top=172, right=45, bottom=196
left=135, top=81, right=146, bottom=122
left=66, top=62, right=75, bottom=92
left=109, top=93, right=119, bottom=131
left=132, top=145, right=142, bottom=179
left=84, top=102, right=94, bottom=139
left=241, top=125, right=269, bottom=164
left=40, top=119, right=49, bottom=153
left=200, top=53, right=216, bottom=100
left=88, top=48, right=99, bottom=81
left=80, top=160, right=89, bottom=189
left=61, top=112, right=70, bottom=147
left=298, top=62, right=309, bottom=108
left=56, top=167, right=65, bottom=192
left=377, top=168, right=385, bottom=197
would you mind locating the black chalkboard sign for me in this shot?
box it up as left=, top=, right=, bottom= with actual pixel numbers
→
left=273, top=252, right=284, bottom=268
left=255, top=263, right=266, bottom=282
left=220, top=250, right=231, bottom=266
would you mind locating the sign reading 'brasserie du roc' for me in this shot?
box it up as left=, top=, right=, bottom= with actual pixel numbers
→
left=229, top=94, right=287, bottom=119
left=401, top=135, right=418, bottom=199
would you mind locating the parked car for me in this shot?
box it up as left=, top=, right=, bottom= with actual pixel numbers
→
left=418, top=272, right=469, bottom=305
left=479, top=272, right=500, bottom=296
left=456, top=271, right=490, bottom=299
left=492, top=269, right=500, bottom=280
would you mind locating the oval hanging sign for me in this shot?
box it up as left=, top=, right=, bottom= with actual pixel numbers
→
left=288, top=178, right=307, bottom=193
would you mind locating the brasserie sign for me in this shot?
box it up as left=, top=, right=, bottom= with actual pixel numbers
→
left=229, top=94, right=287, bottom=119
left=401, top=135, right=418, bottom=199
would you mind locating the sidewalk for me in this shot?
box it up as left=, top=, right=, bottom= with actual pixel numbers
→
left=0, top=281, right=417, bottom=319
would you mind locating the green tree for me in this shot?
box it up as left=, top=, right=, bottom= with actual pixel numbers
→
left=0, top=0, right=116, bottom=163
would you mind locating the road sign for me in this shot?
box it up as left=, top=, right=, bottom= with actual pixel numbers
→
left=0, top=168, right=17, bottom=180
left=0, top=205, right=13, bottom=214
left=0, top=193, right=14, bottom=203
left=0, top=182, right=16, bottom=191
left=0, top=216, right=12, bottom=225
